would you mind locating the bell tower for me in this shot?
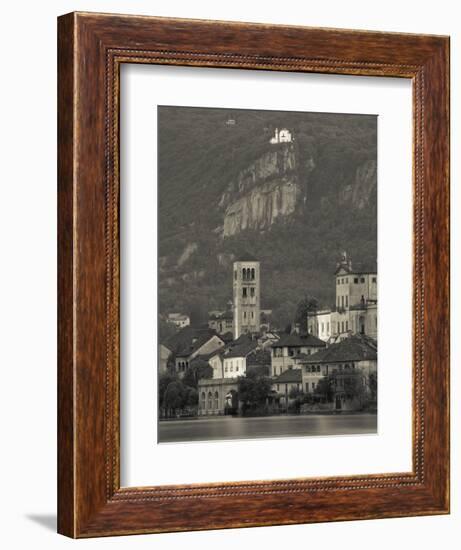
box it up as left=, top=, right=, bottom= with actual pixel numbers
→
left=233, top=257, right=260, bottom=339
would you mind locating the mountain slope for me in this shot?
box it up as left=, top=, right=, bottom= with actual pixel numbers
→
left=158, top=106, right=377, bottom=328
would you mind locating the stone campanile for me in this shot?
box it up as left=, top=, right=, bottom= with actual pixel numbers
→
left=232, top=256, right=260, bottom=339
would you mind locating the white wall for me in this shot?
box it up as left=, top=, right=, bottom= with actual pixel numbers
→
left=0, top=0, right=458, bottom=548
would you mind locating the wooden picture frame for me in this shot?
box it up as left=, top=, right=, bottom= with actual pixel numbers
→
left=57, top=12, right=450, bottom=538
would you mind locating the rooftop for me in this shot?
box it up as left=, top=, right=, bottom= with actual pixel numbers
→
left=302, top=335, right=377, bottom=364
left=335, top=261, right=377, bottom=276
left=271, top=332, right=326, bottom=349
left=164, top=326, right=223, bottom=358
left=273, top=368, right=302, bottom=384
left=224, top=338, right=258, bottom=359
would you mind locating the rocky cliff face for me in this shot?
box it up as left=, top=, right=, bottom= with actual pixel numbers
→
left=339, top=159, right=377, bottom=209
left=220, top=144, right=307, bottom=237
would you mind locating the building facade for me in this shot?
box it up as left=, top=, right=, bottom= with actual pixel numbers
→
left=222, top=339, right=258, bottom=378
left=233, top=257, right=261, bottom=339
left=301, top=334, right=377, bottom=410
left=197, top=378, right=239, bottom=415
left=269, top=127, right=293, bottom=144
left=308, top=253, right=378, bottom=341
left=166, top=313, right=190, bottom=328
left=270, top=333, right=326, bottom=377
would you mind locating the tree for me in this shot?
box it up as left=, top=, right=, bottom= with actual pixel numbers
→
left=295, top=295, right=319, bottom=329
left=288, top=386, right=305, bottom=413
left=183, top=386, right=198, bottom=407
left=314, top=375, right=334, bottom=402
left=158, top=371, right=179, bottom=408
left=237, top=370, right=272, bottom=412
left=163, top=381, right=185, bottom=412
left=368, top=372, right=377, bottom=402
left=182, top=360, right=213, bottom=389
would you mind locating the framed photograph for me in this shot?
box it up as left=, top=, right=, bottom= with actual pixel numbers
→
left=58, top=12, right=450, bottom=537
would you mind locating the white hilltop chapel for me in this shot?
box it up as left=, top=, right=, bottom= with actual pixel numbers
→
left=269, top=127, right=293, bottom=144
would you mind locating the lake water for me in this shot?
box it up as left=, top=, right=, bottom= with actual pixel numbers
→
left=158, top=413, right=377, bottom=443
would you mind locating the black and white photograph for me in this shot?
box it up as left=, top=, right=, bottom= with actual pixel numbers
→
left=157, top=106, right=378, bottom=443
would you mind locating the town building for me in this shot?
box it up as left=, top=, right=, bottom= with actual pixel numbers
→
left=208, top=309, right=234, bottom=335
left=272, top=368, right=302, bottom=407
left=197, top=378, right=239, bottom=416
left=300, top=334, right=377, bottom=410
left=269, top=127, right=293, bottom=144
left=308, top=252, right=377, bottom=341
left=192, top=348, right=224, bottom=379
left=166, top=312, right=190, bottom=328
left=233, top=256, right=261, bottom=339
left=222, top=338, right=258, bottom=378
left=162, top=326, right=225, bottom=376
left=307, top=309, right=332, bottom=342
left=270, top=332, right=326, bottom=377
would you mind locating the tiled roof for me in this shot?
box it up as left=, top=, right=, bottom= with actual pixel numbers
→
left=303, top=335, right=377, bottom=364
left=165, top=326, right=223, bottom=358
left=335, top=261, right=377, bottom=275
left=220, top=331, right=234, bottom=343
left=273, top=368, right=302, bottom=383
left=271, top=332, right=326, bottom=349
left=224, top=339, right=258, bottom=359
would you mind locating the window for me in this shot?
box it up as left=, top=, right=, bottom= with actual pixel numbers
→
left=242, top=287, right=247, bottom=298
left=327, top=322, right=330, bottom=332
left=251, top=268, right=255, bottom=280
left=208, top=392, right=213, bottom=409
left=214, top=392, right=219, bottom=409
left=288, top=348, right=295, bottom=357
left=225, top=366, right=228, bottom=372
left=345, top=295, right=348, bottom=307
left=236, top=365, right=239, bottom=372
left=317, top=365, right=321, bottom=373
left=345, top=321, right=348, bottom=331
left=360, top=277, right=365, bottom=283
left=201, top=392, right=206, bottom=407
left=277, top=384, right=280, bottom=391
left=251, top=311, right=254, bottom=319
left=243, top=311, right=247, bottom=320
left=341, top=296, right=344, bottom=308
left=354, top=277, right=358, bottom=283
left=341, top=321, right=344, bottom=332
left=305, top=382, right=309, bottom=392
left=372, top=277, right=377, bottom=283
left=345, top=278, right=348, bottom=283
left=321, top=322, right=324, bottom=333
left=250, top=287, right=255, bottom=297
left=234, top=270, right=237, bottom=280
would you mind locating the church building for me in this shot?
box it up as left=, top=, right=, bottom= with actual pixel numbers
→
left=232, top=256, right=261, bottom=339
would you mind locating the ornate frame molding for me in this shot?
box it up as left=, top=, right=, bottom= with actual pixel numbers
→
left=58, top=12, right=449, bottom=537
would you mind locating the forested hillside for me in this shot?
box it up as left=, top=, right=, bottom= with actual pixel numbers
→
left=158, top=106, right=377, bottom=329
